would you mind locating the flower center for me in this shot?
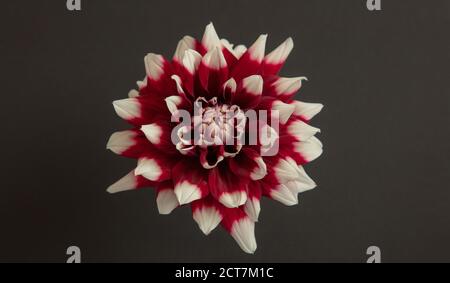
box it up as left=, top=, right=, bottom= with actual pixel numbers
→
left=174, top=97, right=246, bottom=165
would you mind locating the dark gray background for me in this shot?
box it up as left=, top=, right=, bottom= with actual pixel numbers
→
left=0, top=0, right=449, bottom=262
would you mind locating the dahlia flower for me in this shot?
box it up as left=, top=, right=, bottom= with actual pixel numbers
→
left=107, top=23, right=323, bottom=254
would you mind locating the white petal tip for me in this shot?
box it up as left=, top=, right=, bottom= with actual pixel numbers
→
left=174, top=181, right=202, bottom=205
left=135, top=158, right=162, bottom=181
left=141, top=123, right=162, bottom=144
left=112, top=98, right=139, bottom=120
left=193, top=206, right=222, bottom=235
left=273, top=100, right=296, bottom=124
left=244, top=198, right=261, bottom=222
left=219, top=191, right=247, bottom=208
left=107, top=172, right=136, bottom=194
left=249, top=34, right=268, bottom=61
left=157, top=189, right=179, bottom=215
left=231, top=218, right=257, bottom=254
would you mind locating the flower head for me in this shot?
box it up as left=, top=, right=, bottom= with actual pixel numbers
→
left=107, top=23, right=323, bottom=254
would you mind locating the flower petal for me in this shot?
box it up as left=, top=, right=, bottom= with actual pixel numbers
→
left=228, top=148, right=267, bottom=181
left=156, top=182, right=179, bottom=215
left=265, top=76, right=307, bottom=101
left=199, top=47, right=229, bottom=95
left=262, top=37, right=294, bottom=75
left=244, top=181, right=262, bottom=222
left=191, top=198, right=223, bottom=235
left=230, top=34, right=267, bottom=81
left=107, top=170, right=154, bottom=194
left=209, top=165, right=248, bottom=208
left=287, top=119, right=321, bottom=141
left=135, top=154, right=172, bottom=182
left=222, top=78, right=237, bottom=103
left=272, top=100, right=296, bottom=124
left=202, top=22, right=221, bottom=51
left=292, top=101, right=324, bottom=121
left=271, top=183, right=299, bottom=206
left=112, top=97, right=166, bottom=125
left=106, top=129, right=149, bottom=158
left=222, top=209, right=257, bottom=254
left=232, top=75, right=263, bottom=109
left=244, top=197, right=261, bottom=222
left=141, top=120, right=175, bottom=153
left=173, top=35, right=197, bottom=62
left=272, top=156, right=303, bottom=183
left=293, top=136, right=323, bottom=164
left=172, top=160, right=209, bottom=205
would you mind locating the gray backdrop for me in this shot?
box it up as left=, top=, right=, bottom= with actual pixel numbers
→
left=0, top=0, right=449, bottom=262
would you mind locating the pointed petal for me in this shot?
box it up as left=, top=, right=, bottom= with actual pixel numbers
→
left=262, top=37, right=294, bottom=75
left=199, top=47, right=229, bottom=95
left=296, top=166, right=317, bottom=192
left=141, top=123, right=162, bottom=145
left=135, top=155, right=171, bottom=182
left=219, top=191, right=247, bottom=208
left=287, top=119, right=321, bottom=141
left=202, top=22, right=221, bottom=51
left=273, top=156, right=303, bottom=183
left=292, top=101, right=324, bottom=121
left=269, top=77, right=307, bottom=101
left=294, top=136, right=323, bottom=163
left=144, top=53, right=165, bottom=81
left=230, top=216, right=257, bottom=254
left=247, top=34, right=268, bottom=62
left=173, top=35, right=196, bottom=62
left=221, top=209, right=257, bottom=254
left=286, top=166, right=317, bottom=194
left=164, top=95, right=183, bottom=116
left=222, top=78, right=237, bottom=102
left=272, top=100, right=296, bottom=124
left=228, top=148, right=267, bottom=181
left=107, top=171, right=136, bottom=194
left=182, top=49, right=202, bottom=74
left=106, top=130, right=137, bottom=156
left=156, top=182, right=179, bottom=215
left=244, top=197, right=261, bottom=222
left=107, top=170, right=154, bottom=194
left=250, top=157, right=267, bottom=181
left=172, top=160, right=209, bottom=205
left=106, top=129, right=150, bottom=158
left=174, top=180, right=203, bottom=205
left=209, top=166, right=249, bottom=208
left=112, top=98, right=140, bottom=121
left=233, top=45, right=247, bottom=59
left=230, top=35, right=267, bottom=81
left=192, top=199, right=223, bottom=235
left=271, top=183, right=299, bottom=206
left=232, top=75, right=263, bottom=109
left=112, top=96, right=165, bottom=125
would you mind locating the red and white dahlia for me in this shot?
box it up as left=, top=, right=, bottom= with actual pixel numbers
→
left=107, top=23, right=323, bottom=254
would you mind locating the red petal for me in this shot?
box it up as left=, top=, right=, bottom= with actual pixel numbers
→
left=106, top=129, right=151, bottom=158
left=232, top=75, right=263, bottom=109
left=261, top=37, right=293, bottom=75
left=198, top=48, right=229, bottom=96
left=230, top=35, right=267, bottom=82
left=209, top=163, right=249, bottom=208
left=172, top=159, right=209, bottom=205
